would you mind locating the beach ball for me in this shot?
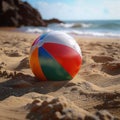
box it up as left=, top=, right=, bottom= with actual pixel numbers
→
left=29, top=31, right=82, bottom=81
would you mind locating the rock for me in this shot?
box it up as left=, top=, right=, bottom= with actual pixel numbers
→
left=44, top=18, right=63, bottom=24
left=0, top=0, right=47, bottom=27
left=18, top=2, right=46, bottom=26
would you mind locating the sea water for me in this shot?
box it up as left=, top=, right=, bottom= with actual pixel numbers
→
left=19, top=20, right=120, bottom=38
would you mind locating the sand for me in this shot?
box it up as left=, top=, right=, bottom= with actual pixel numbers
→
left=0, top=30, right=120, bottom=120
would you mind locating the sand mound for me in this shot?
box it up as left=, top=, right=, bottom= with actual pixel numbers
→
left=0, top=92, right=118, bottom=120
left=26, top=96, right=118, bottom=120
left=65, top=80, right=105, bottom=93
left=26, top=96, right=88, bottom=120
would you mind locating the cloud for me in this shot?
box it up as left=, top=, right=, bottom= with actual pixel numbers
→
left=103, top=0, right=120, bottom=19
left=32, top=0, right=120, bottom=20
left=34, top=1, right=79, bottom=20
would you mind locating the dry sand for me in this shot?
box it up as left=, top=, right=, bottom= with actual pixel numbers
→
left=0, top=30, right=120, bottom=120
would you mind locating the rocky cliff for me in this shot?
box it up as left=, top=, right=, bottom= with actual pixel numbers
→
left=0, top=0, right=62, bottom=27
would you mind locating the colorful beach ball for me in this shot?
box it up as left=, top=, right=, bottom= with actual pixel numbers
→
left=29, top=31, right=82, bottom=81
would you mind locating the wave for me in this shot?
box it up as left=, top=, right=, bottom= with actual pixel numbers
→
left=59, top=23, right=92, bottom=28
left=59, top=21, right=120, bottom=30
left=18, top=26, right=51, bottom=33
left=18, top=20, right=120, bottom=38
left=69, top=30, right=120, bottom=38
left=18, top=26, right=120, bottom=38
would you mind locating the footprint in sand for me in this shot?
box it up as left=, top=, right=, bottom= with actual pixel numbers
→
left=92, top=55, right=114, bottom=63
left=4, top=49, right=23, bottom=57
left=101, top=61, right=120, bottom=75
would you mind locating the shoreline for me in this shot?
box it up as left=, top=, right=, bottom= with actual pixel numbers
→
left=1, top=27, right=120, bottom=41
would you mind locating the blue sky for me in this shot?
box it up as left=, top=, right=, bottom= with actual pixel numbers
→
left=24, top=0, right=120, bottom=20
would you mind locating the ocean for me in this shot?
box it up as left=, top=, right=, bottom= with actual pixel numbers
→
left=18, top=20, right=120, bottom=38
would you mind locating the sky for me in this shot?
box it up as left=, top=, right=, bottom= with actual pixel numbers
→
left=23, top=0, right=120, bottom=20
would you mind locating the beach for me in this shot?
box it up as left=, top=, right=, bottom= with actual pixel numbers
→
left=0, top=30, right=120, bottom=119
